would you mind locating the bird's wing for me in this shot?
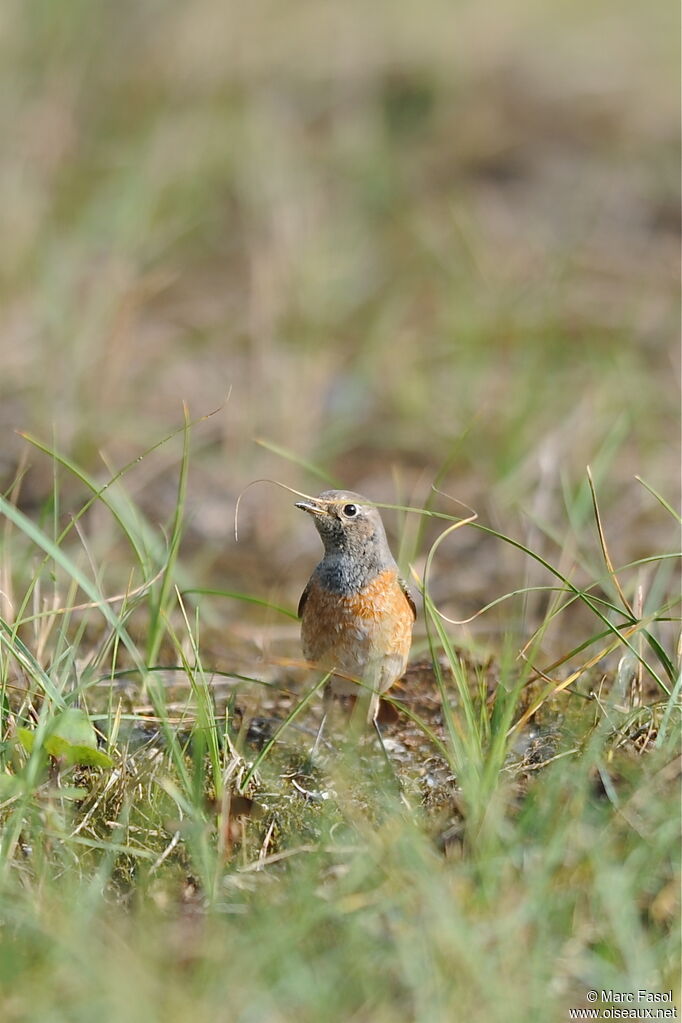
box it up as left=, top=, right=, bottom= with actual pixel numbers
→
left=297, top=580, right=312, bottom=618
left=399, top=577, right=417, bottom=620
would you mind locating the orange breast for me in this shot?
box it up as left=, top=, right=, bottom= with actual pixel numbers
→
left=300, top=569, right=414, bottom=693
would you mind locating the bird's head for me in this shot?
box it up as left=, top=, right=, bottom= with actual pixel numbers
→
left=295, top=490, right=390, bottom=560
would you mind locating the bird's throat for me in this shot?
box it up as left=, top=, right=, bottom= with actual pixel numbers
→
left=315, top=550, right=390, bottom=594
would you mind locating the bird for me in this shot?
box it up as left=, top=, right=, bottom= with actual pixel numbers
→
left=296, top=490, right=416, bottom=723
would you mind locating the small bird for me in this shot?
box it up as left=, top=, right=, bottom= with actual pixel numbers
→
left=296, top=490, right=416, bottom=723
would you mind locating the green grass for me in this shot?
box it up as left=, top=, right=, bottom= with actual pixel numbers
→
left=0, top=0, right=680, bottom=1020
left=0, top=435, right=679, bottom=1021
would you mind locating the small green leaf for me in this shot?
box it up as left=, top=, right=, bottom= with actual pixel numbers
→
left=49, top=708, right=99, bottom=750
left=17, top=727, right=36, bottom=754
left=44, top=738, right=113, bottom=768
left=17, top=710, right=113, bottom=768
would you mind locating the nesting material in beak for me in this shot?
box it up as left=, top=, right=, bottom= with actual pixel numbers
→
left=295, top=499, right=331, bottom=518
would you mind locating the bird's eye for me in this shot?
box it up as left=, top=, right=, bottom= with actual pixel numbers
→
left=342, top=504, right=358, bottom=517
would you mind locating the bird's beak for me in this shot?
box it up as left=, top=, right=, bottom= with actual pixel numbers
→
left=295, top=498, right=331, bottom=518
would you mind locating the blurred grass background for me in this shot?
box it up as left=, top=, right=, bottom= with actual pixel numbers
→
left=0, top=1, right=679, bottom=1020
left=1, top=0, right=678, bottom=526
